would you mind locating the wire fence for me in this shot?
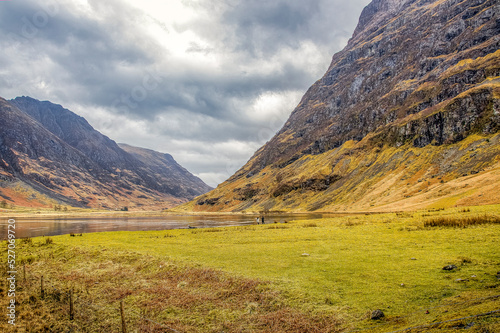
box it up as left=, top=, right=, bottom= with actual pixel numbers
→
left=1, top=266, right=184, bottom=333
left=3, top=265, right=500, bottom=332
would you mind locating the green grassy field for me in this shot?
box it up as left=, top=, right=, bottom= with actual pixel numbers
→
left=2, top=205, right=500, bottom=332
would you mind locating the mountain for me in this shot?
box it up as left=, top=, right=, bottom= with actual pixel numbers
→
left=177, top=0, right=500, bottom=213
left=118, top=143, right=211, bottom=199
left=0, top=97, right=212, bottom=209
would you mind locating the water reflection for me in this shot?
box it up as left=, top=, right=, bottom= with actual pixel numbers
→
left=0, top=213, right=332, bottom=239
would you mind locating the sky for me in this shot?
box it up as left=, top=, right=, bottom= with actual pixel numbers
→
left=0, top=0, right=370, bottom=187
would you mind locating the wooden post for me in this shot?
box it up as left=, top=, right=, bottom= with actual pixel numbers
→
left=120, top=301, right=127, bottom=333
left=70, top=289, right=74, bottom=320
left=41, top=276, right=44, bottom=298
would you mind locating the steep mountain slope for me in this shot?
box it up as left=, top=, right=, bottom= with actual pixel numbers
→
left=0, top=97, right=211, bottom=209
left=9, top=96, right=140, bottom=172
left=178, top=0, right=500, bottom=213
left=119, top=143, right=212, bottom=199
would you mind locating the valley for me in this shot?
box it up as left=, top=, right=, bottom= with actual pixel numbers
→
left=1, top=0, right=499, bottom=331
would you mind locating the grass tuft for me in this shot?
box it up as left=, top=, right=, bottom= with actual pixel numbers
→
left=301, top=222, right=318, bottom=228
left=21, top=237, right=33, bottom=245
left=43, top=237, right=54, bottom=245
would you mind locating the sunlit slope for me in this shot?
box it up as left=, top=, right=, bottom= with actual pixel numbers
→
left=178, top=132, right=500, bottom=212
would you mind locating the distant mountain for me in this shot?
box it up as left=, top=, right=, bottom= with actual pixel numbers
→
left=177, top=0, right=500, bottom=213
left=0, top=97, right=212, bottom=209
left=118, top=143, right=211, bottom=199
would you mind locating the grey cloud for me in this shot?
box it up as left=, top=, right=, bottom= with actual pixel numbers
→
left=0, top=0, right=371, bottom=185
left=223, top=0, right=322, bottom=55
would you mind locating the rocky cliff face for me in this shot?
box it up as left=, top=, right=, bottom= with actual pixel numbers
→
left=0, top=97, right=212, bottom=209
left=177, top=0, right=500, bottom=212
left=247, top=0, right=499, bottom=172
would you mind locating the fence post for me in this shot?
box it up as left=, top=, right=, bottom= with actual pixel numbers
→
left=120, top=300, right=127, bottom=333
left=70, top=289, right=74, bottom=320
left=41, top=276, right=44, bottom=298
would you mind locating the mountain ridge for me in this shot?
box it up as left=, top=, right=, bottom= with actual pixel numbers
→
left=0, top=97, right=212, bottom=209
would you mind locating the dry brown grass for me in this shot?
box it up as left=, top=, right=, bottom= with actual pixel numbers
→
left=1, top=242, right=343, bottom=332
left=424, top=214, right=500, bottom=228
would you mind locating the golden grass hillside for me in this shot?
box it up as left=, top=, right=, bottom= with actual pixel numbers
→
left=176, top=133, right=500, bottom=213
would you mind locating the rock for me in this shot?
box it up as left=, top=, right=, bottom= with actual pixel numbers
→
left=371, top=309, right=385, bottom=320
left=464, top=322, right=475, bottom=329
left=443, top=265, right=458, bottom=271
left=301, top=253, right=310, bottom=257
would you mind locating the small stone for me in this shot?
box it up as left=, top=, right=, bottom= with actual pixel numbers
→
left=443, top=265, right=458, bottom=271
left=371, top=309, right=385, bottom=320
left=301, top=253, right=310, bottom=257
left=410, top=258, right=417, bottom=260
left=465, top=322, right=475, bottom=329
left=455, top=278, right=468, bottom=282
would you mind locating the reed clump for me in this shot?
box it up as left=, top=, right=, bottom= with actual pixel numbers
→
left=424, top=215, right=500, bottom=228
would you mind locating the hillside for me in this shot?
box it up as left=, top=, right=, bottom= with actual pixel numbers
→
left=177, top=0, right=500, bottom=213
left=0, top=97, right=211, bottom=209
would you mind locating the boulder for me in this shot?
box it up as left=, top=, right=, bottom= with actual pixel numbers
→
left=443, top=265, right=458, bottom=271
left=371, top=309, right=385, bottom=320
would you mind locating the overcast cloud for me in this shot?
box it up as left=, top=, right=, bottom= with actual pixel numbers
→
left=0, top=0, right=370, bottom=186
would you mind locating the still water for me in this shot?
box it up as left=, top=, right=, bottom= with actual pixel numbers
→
left=0, top=213, right=334, bottom=239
